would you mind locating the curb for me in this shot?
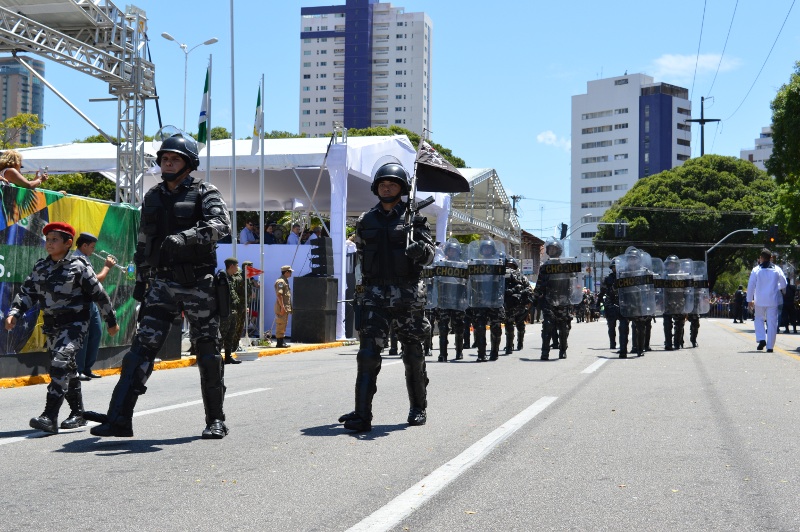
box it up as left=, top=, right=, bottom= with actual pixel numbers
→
left=0, top=340, right=356, bottom=390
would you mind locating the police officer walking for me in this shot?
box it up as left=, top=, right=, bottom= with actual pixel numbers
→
left=533, top=238, right=581, bottom=360
left=433, top=240, right=469, bottom=362
left=503, top=257, right=533, bottom=354
left=599, top=259, right=629, bottom=355
left=89, top=131, right=232, bottom=439
left=338, top=161, right=435, bottom=432
left=466, top=237, right=506, bottom=361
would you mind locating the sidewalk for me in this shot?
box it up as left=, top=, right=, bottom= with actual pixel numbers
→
left=0, top=339, right=357, bottom=389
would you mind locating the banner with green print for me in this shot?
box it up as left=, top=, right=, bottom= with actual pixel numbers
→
left=0, top=184, right=139, bottom=355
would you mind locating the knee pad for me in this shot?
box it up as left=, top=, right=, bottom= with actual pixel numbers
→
left=356, top=341, right=382, bottom=372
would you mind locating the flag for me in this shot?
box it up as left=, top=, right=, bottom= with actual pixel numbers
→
left=197, top=66, right=210, bottom=144
left=415, top=140, right=470, bottom=193
left=251, top=86, right=263, bottom=156
left=245, top=265, right=264, bottom=278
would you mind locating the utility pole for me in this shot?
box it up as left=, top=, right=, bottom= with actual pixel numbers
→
left=686, top=96, right=720, bottom=156
left=510, top=194, right=523, bottom=216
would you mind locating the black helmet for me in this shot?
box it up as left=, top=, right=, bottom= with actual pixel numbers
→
left=609, top=258, right=617, bottom=269
left=544, top=237, right=563, bottom=258
left=505, top=257, right=519, bottom=269
left=157, top=134, right=200, bottom=171
left=478, top=238, right=496, bottom=257
left=371, top=163, right=410, bottom=196
left=444, top=241, right=462, bottom=260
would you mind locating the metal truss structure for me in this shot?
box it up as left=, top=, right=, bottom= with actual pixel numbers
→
left=0, top=0, right=155, bottom=205
left=448, top=168, right=521, bottom=246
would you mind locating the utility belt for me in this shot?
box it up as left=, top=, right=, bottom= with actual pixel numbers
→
left=361, top=277, right=418, bottom=287
left=151, top=264, right=215, bottom=286
left=43, top=309, right=90, bottom=328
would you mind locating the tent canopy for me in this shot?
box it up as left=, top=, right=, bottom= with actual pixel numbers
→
left=18, top=135, right=447, bottom=218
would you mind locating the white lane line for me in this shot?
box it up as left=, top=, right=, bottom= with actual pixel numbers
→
left=0, top=387, right=270, bottom=447
left=347, top=396, right=558, bottom=532
left=582, top=359, right=608, bottom=374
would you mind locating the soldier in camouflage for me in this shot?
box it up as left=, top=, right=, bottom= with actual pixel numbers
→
left=5, top=222, right=119, bottom=434
left=338, top=161, right=435, bottom=432
left=89, top=132, right=231, bottom=439
left=503, top=257, right=534, bottom=354
left=218, top=257, right=244, bottom=364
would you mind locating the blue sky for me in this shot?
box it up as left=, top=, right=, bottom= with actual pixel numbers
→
left=23, top=0, right=798, bottom=237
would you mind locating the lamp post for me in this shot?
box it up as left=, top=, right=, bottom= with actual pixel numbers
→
left=161, top=32, right=219, bottom=131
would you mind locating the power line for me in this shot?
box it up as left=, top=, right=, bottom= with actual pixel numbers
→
left=724, top=0, right=796, bottom=121
left=705, top=0, right=738, bottom=96
left=689, top=0, right=708, bottom=101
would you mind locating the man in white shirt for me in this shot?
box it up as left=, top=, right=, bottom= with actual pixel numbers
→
left=305, top=226, right=321, bottom=245
left=286, top=223, right=301, bottom=246
left=747, top=248, right=787, bottom=352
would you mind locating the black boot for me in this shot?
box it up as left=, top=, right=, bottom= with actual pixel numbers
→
left=403, top=344, right=428, bottom=426
left=197, top=344, right=227, bottom=439
left=516, top=336, right=524, bottom=351
left=454, top=334, right=464, bottom=360
left=504, top=336, right=514, bottom=355
left=438, top=335, right=448, bottom=362
left=30, top=393, right=64, bottom=434
left=224, top=348, right=242, bottom=365
left=489, top=336, right=500, bottom=361
left=340, top=340, right=379, bottom=432
left=90, top=349, right=151, bottom=438
left=60, top=379, right=87, bottom=430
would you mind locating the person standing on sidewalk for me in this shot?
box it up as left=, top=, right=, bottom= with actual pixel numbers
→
left=5, top=222, right=119, bottom=434
left=274, top=265, right=293, bottom=348
left=747, top=248, right=787, bottom=352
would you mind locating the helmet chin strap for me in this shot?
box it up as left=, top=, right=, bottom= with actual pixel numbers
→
left=379, top=194, right=401, bottom=204
left=161, top=166, right=191, bottom=182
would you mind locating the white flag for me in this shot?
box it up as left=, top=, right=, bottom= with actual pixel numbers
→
left=251, top=86, right=263, bottom=156
left=197, top=66, right=210, bottom=144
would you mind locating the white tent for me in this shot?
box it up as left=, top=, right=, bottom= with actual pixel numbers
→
left=19, top=135, right=450, bottom=340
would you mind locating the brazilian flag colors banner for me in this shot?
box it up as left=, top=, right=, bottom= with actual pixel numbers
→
left=0, top=184, right=139, bottom=355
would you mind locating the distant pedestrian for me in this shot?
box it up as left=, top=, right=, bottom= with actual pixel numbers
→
left=747, top=248, right=787, bottom=352
left=274, top=265, right=293, bottom=348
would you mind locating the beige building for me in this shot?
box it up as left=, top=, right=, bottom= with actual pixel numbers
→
left=0, top=56, right=45, bottom=146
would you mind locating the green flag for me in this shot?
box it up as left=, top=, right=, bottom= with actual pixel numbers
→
left=251, top=86, right=263, bottom=156
left=197, top=66, right=210, bottom=144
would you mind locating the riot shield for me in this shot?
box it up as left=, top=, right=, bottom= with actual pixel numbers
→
left=467, top=237, right=505, bottom=308
left=692, top=260, right=710, bottom=315
left=651, top=258, right=665, bottom=315
left=434, top=242, right=468, bottom=311
left=660, top=256, right=695, bottom=314
left=422, top=264, right=436, bottom=310
left=542, top=257, right=583, bottom=307
left=615, top=248, right=656, bottom=318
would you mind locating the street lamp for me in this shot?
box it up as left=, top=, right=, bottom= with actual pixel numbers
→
left=161, top=32, right=219, bottom=131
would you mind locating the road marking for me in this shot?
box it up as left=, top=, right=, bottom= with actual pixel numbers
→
left=582, top=359, right=607, bottom=374
left=0, top=387, right=270, bottom=447
left=347, top=396, right=558, bottom=532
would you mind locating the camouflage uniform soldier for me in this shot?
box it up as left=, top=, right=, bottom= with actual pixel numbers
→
left=5, top=222, right=119, bottom=434
left=89, top=131, right=231, bottom=439
left=533, top=238, right=581, bottom=360
left=599, top=259, right=630, bottom=355
left=503, top=257, right=534, bottom=354
left=433, top=240, right=468, bottom=362
left=218, top=257, right=244, bottom=364
left=338, top=161, right=435, bottom=432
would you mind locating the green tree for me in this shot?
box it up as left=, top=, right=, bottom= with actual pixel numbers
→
left=210, top=127, right=231, bottom=140
left=594, top=155, right=777, bottom=289
left=346, top=125, right=467, bottom=168
left=0, top=113, right=45, bottom=149
left=766, top=61, right=800, bottom=182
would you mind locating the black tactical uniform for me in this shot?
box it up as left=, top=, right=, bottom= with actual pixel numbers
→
left=599, top=262, right=629, bottom=355
left=503, top=258, right=533, bottom=354
left=90, top=133, right=231, bottom=439
left=533, top=239, right=576, bottom=360
left=338, top=163, right=435, bottom=432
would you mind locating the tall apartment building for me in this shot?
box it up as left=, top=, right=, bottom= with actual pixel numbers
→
left=569, top=73, right=691, bottom=288
left=740, top=126, right=773, bottom=173
left=0, top=56, right=45, bottom=146
left=299, top=0, right=432, bottom=137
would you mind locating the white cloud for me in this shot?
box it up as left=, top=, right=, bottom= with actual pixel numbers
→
left=536, top=130, right=571, bottom=152
left=650, top=53, right=741, bottom=85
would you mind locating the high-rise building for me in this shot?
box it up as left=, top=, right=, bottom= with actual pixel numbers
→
left=299, top=0, right=432, bottom=137
left=740, top=126, right=773, bottom=173
left=0, top=56, right=45, bottom=146
left=569, top=73, right=691, bottom=288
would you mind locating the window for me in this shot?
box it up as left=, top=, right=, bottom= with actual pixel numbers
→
left=581, top=186, right=612, bottom=193
left=396, top=95, right=403, bottom=99
left=582, top=110, right=612, bottom=120
left=395, top=106, right=403, bottom=111
left=677, top=154, right=690, bottom=161
left=581, top=156, right=609, bottom=164
left=614, top=169, right=628, bottom=175
left=396, top=58, right=403, bottom=63
left=644, top=153, right=650, bottom=163
left=318, top=73, right=327, bottom=78
left=396, top=46, right=404, bottom=51
left=303, top=62, right=311, bottom=68
left=318, top=61, right=327, bottom=66
left=677, top=107, right=691, bottom=116
left=303, top=39, right=311, bottom=44
left=615, top=78, right=629, bottom=85
left=583, top=216, right=601, bottom=223
left=304, top=50, right=311, bottom=56
left=614, top=138, right=628, bottom=145
left=318, top=85, right=327, bottom=90
left=677, top=123, right=691, bottom=131
left=581, top=232, right=598, bottom=238
left=317, top=97, right=327, bottom=102
left=582, top=140, right=612, bottom=149
left=581, top=247, right=595, bottom=254
left=318, top=109, right=326, bottom=114
left=677, top=138, right=690, bottom=146
left=319, top=50, right=327, bottom=55
left=582, top=125, right=612, bottom=134
left=302, top=121, right=310, bottom=127
left=644, top=105, right=650, bottom=118
left=615, top=108, right=628, bottom=114
left=395, top=119, right=403, bottom=124
left=304, top=26, right=312, bottom=31
left=396, top=70, right=403, bottom=75
left=614, top=154, right=628, bottom=160
left=302, top=86, right=310, bottom=92
left=644, top=120, right=649, bottom=133
left=581, top=171, right=612, bottom=178
left=581, top=201, right=613, bottom=208
left=614, top=123, right=628, bottom=130
left=302, top=98, right=310, bottom=103
left=614, top=184, right=628, bottom=191
left=302, top=110, right=310, bottom=115
left=303, top=74, right=311, bottom=79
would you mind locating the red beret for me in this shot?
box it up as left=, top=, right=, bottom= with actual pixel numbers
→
left=42, top=222, right=76, bottom=239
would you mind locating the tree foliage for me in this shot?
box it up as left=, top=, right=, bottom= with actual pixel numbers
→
left=594, top=155, right=777, bottom=289
left=765, top=61, right=800, bottom=182
left=38, top=172, right=116, bottom=201
left=0, top=113, right=45, bottom=149
left=346, top=125, right=467, bottom=168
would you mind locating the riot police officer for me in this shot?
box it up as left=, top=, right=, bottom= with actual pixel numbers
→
left=89, top=130, right=231, bottom=439
left=615, top=247, right=656, bottom=357
left=466, top=236, right=506, bottom=361
left=599, top=259, right=630, bottom=355
left=338, top=161, right=435, bottom=432
left=533, top=238, right=582, bottom=360
left=688, top=260, right=710, bottom=347
left=433, top=240, right=468, bottom=362
left=661, top=255, right=694, bottom=350
left=503, top=257, right=534, bottom=354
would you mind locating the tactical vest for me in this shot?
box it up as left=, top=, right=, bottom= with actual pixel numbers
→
left=358, top=203, right=419, bottom=280
left=138, top=179, right=216, bottom=269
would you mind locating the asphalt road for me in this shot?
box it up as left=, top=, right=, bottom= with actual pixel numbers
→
left=1, top=317, right=799, bottom=532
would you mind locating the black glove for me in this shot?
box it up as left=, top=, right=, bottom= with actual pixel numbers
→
left=405, top=240, right=427, bottom=262
left=411, top=215, right=427, bottom=227
left=161, top=233, right=186, bottom=258
left=132, top=281, right=147, bottom=302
